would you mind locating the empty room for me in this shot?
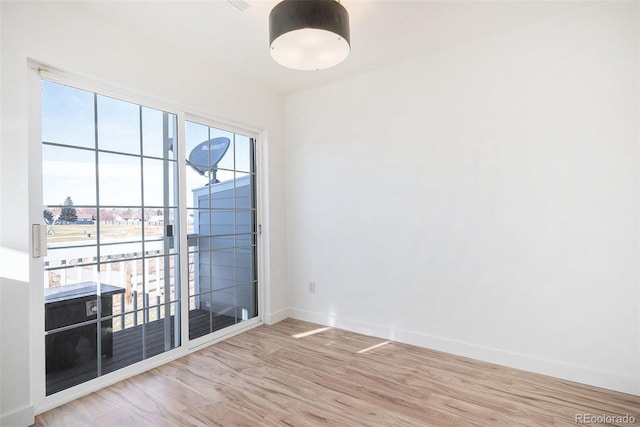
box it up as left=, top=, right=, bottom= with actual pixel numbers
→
left=1, top=0, right=639, bottom=425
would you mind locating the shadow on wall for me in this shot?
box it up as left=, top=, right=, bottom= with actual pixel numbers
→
left=0, top=247, right=29, bottom=282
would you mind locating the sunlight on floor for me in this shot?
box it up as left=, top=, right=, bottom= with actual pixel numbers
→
left=292, top=326, right=332, bottom=338
left=357, top=340, right=391, bottom=354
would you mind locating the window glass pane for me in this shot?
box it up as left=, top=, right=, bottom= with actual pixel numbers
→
left=44, top=221, right=98, bottom=259
left=144, top=210, right=164, bottom=241
left=168, top=255, right=180, bottom=303
left=188, top=253, right=196, bottom=300
left=235, top=135, right=252, bottom=173
left=188, top=235, right=237, bottom=253
left=196, top=209, right=212, bottom=237
left=235, top=246, right=255, bottom=283
left=97, top=95, right=140, bottom=155
left=44, top=264, right=99, bottom=297
left=210, top=191, right=233, bottom=210
left=145, top=301, right=179, bottom=358
left=144, top=208, right=178, bottom=254
left=102, top=314, right=143, bottom=375
left=235, top=210, right=253, bottom=234
left=100, top=259, right=143, bottom=315
left=99, top=207, right=145, bottom=246
left=141, top=107, right=163, bottom=159
left=98, top=153, right=141, bottom=206
left=186, top=209, right=198, bottom=235
left=237, top=282, right=257, bottom=320
left=45, top=246, right=98, bottom=270
left=189, top=294, right=211, bottom=340
left=100, top=242, right=142, bottom=260
left=45, top=324, right=98, bottom=395
left=98, top=218, right=143, bottom=256
left=185, top=121, right=209, bottom=155
left=168, top=160, right=177, bottom=208
left=142, top=254, right=179, bottom=308
left=195, top=250, right=213, bottom=296
left=211, top=249, right=236, bottom=290
left=234, top=173, right=252, bottom=209
left=211, top=289, right=237, bottom=330
left=143, top=158, right=175, bottom=207
left=214, top=236, right=237, bottom=250
left=143, top=212, right=165, bottom=242
left=185, top=122, right=210, bottom=184
left=186, top=123, right=234, bottom=183
left=43, top=145, right=96, bottom=206
left=235, top=233, right=253, bottom=248
left=42, top=80, right=95, bottom=149
left=186, top=165, right=209, bottom=209
left=214, top=168, right=234, bottom=183
left=98, top=259, right=132, bottom=291
left=197, top=235, right=213, bottom=252
left=211, top=128, right=234, bottom=171
left=212, top=210, right=235, bottom=236
left=187, top=139, right=211, bottom=171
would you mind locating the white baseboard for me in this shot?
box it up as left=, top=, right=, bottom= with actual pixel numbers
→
left=264, top=308, right=290, bottom=325
left=1, top=405, right=34, bottom=427
left=288, top=308, right=640, bottom=396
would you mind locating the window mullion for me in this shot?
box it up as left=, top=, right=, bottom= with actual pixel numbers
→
left=176, top=110, right=191, bottom=350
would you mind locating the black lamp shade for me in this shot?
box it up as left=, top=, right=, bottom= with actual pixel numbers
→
left=269, top=0, right=351, bottom=70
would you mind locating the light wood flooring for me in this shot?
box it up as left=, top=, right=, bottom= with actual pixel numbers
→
left=35, top=318, right=640, bottom=426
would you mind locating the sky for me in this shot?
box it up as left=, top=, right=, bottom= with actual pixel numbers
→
left=41, top=80, right=253, bottom=211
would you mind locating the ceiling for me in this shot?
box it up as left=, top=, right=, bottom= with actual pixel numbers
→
left=85, top=0, right=592, bottom=96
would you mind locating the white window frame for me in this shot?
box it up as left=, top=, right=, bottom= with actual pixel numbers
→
left=28, top=61, right=266, bottom=414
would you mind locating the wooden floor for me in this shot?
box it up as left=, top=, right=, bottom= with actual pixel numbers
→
left=35, top=318, right=640, bottom=426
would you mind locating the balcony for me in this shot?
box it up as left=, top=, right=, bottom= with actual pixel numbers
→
left=43, top=233, right=249, bottom=395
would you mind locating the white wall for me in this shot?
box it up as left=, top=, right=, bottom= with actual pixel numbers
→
left=0, top=1, right=287, bottom=424
left=286, top=2, right=639, bottom=395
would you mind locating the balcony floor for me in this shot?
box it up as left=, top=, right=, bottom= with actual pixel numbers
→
left=46, top=309, right=235, bottom=395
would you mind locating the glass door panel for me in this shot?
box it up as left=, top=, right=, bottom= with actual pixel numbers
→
left=41, top=80, right=181, bottom=395
left=185, top=122, right=258, bottom=340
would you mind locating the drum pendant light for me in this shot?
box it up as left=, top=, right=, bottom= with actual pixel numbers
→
left=269, top=0, right=351, bottom=71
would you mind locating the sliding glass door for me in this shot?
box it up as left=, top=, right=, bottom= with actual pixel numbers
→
left=41, top=80, right=181, bottom=395
left=184, top=121, right=258, bottom=340
left=38, top=78, right=260, bottom=397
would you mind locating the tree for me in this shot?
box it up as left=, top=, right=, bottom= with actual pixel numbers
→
left=43, top=209, right=54, bottom=224
left=59, top=196, right=78, bottom=223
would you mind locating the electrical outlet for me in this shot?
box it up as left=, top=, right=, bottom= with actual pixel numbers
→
left=308, top=281, right=316, bottom=293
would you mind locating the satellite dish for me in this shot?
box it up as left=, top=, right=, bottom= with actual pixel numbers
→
left=188, top=137, right=231, bottom=183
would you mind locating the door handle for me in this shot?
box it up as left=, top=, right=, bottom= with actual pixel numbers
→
left=32, top=224, right=47, bottom=258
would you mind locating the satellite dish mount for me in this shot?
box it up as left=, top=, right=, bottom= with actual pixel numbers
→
left=187, top=137, right=231, bottom=184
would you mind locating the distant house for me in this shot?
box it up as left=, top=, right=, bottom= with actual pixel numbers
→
left=113, top=214, right=142, bottom=225
left=148, top=215, right=164, bottom=225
